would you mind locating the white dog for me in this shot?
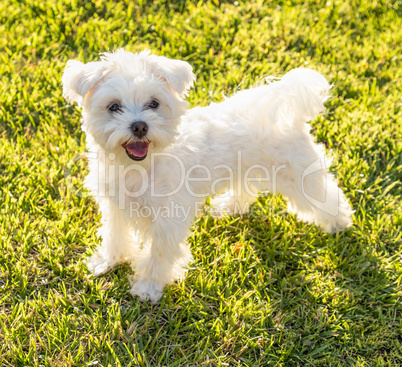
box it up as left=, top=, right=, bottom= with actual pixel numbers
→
left=62, top=49, right=353, bottom=302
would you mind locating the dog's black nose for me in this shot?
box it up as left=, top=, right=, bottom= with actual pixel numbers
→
left=130, top=121, right=148, bottom=138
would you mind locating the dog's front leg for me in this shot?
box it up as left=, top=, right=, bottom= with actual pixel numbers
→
left=87, top=198, right=136, bottom=276
left=130, top=216, right=193, bottom=303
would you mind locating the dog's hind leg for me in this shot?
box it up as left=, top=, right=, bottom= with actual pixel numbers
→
left=210, top=190, right=255, bottom=217
left=274, top=149, right=353, bottom=233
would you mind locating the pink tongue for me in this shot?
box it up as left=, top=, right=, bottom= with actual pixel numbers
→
left=125, top=141, right=149, bottom=157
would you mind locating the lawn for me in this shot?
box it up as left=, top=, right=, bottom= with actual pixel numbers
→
left=0, top=0, right=401, bottom=366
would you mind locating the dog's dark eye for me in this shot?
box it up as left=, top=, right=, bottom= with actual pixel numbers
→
left=108, top=103, right=121, bottom=112
left=148, top=100, right=159, bottom=109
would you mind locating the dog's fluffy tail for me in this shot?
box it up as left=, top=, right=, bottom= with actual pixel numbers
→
left=269, top=68, right=331, bottom=129
left=225, top=68, right=331, bottom=132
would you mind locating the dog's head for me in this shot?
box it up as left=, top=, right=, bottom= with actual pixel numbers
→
left=62, top=49, right=195, bottom=161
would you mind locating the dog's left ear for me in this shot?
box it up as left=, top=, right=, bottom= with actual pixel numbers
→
left=146, top=53, right=196, bottom=99
left=62, top=60, right=110, bottom=106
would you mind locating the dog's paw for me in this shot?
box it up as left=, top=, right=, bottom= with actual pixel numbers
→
left=320, top=203, right=354, bottom=234
left=322, top=215, right=353, bottom=234
left=210, top=197, right=235, bottom=218
left=210, top=195, right=251, bottom=218
left=130, top=278, right=165, bottom=303
left=86, top=252, right=115, bottom=277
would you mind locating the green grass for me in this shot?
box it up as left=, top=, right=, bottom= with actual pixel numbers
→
left=0, top=0, right=401, bottom=366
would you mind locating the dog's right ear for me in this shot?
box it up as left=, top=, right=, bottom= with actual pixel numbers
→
left=62, top=60, right=109, bottom=106
left=143, top=52, right=196, bottom=100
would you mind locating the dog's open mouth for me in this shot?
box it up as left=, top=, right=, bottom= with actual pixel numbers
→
left=122, top=141, right=149, bottom=161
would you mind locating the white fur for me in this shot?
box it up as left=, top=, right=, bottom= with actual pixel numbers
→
left=62, top=49, right=353, bottom=303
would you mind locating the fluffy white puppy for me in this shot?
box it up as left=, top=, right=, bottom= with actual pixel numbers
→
left=62, top=49, right=353, bottom=302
